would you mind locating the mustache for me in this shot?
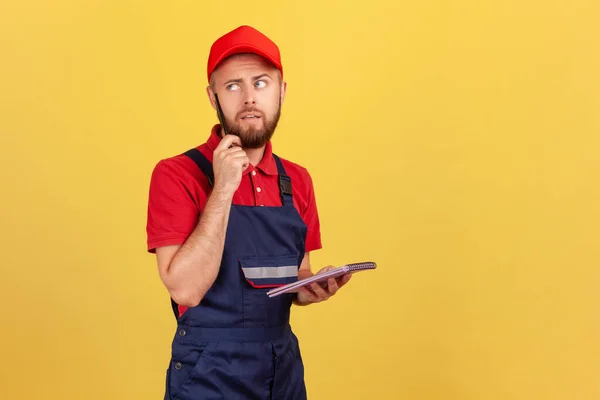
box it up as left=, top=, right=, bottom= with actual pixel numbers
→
left=235, top=108, right=264, bottom=118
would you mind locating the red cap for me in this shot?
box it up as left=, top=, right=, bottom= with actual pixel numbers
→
left=206, top=25, right=283, bottom=82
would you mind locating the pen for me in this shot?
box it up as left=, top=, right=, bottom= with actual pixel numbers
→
left=214, top=93, right=236, bottom=149
left=214, top=93, right=228, bottom=136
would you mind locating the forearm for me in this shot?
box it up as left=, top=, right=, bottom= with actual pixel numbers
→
left=166, top=188, right=233, bottom=306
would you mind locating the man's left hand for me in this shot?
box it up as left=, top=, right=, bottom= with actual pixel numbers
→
left=294, top=266, right=352, bottom=305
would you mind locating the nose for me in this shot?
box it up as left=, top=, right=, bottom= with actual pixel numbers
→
left=244, top=92, right=256, bottom=105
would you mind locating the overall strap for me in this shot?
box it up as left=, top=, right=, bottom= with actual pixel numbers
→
left=183, top=148, right=214, bottom=186
left=272, top=154, right=293, bottom=206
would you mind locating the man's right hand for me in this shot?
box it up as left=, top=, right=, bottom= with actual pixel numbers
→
left=155, top=134, right=248, bottom=307
left=212, top=134, right=249, bottom=196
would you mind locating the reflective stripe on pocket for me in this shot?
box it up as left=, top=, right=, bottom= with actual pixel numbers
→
left=242, top=265, right=297, bottom=279
left=239, top=254, right=299, bottom=288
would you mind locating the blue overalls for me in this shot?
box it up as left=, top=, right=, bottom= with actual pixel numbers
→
left=164, top=148, right=308, bottom=400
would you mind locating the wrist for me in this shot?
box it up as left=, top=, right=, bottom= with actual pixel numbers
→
left=211, top=184, right=235, bottom=201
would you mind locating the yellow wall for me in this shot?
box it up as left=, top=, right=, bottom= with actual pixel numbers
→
left=1, top=0, right=599, bottom=398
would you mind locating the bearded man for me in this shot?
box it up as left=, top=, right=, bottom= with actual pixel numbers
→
left=145, top=25, right=352, bottom=400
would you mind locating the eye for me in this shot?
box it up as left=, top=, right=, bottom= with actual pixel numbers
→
left=255, top=80, right=267, bottom=89
left=226, top=83, right=240, bottom=91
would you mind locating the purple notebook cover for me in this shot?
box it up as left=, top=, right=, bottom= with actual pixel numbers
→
left=266, top=261, right=376, bottom=297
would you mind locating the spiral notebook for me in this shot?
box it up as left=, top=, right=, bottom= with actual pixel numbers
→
left=266, top=261, right=377, bottom=298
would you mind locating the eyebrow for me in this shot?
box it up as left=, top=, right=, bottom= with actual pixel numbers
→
left=224, top=73, right=272, bottom=86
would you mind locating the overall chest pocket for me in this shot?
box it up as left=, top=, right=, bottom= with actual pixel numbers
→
left=238, top=254, right=299, bottom=289
left=239, top=254, right=300, bottom=326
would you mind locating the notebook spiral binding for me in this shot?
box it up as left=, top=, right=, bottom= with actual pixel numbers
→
left=346, top=262, right=377, bottom=271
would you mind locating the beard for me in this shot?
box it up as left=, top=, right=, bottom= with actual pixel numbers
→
left=220, top=100, right=282, bottom=149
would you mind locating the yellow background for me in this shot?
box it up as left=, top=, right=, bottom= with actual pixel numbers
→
left=1, top=0, right=599, bottom=398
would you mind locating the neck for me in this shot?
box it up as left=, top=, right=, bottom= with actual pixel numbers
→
left=244, top=146, right=265, bottom=167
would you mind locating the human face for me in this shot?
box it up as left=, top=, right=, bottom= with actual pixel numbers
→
left=207, top=53, right=286, bottom=149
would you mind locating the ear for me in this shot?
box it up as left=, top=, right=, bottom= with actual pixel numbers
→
left=280, top=80, right=287, bottom=106
left=206, top=85, right=217, bottom=110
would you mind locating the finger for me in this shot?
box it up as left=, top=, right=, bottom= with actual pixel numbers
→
left=337, top=273, right=352, bottom=288
left=298, top=287, right=319, bottom=303
left=302, top=284, right=318, bottom=295
left=226, top=153, right=250, bottom=169
left=222, top=150, right=248, bottom=162
left=327, top=277, right=339, bottom=295
left=309, top=282, right=329, bottom=300
left=219, top=152, right=249, bottom=169
left=217, top=134, right=242, bottom=150
left=218, top=146, right=246, bottom=159
left=224, top=134, right=242, bottom=148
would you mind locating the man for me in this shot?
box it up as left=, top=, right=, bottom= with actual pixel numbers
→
left=146, top=25, right=352, bottom=399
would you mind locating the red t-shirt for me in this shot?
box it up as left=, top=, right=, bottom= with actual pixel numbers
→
left=146, top=125, right=322, bottom=255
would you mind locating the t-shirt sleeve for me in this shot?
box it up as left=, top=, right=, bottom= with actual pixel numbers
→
left=146, top=159, right=200, bottom=253
left=301, top=169, right=323, bottom=252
